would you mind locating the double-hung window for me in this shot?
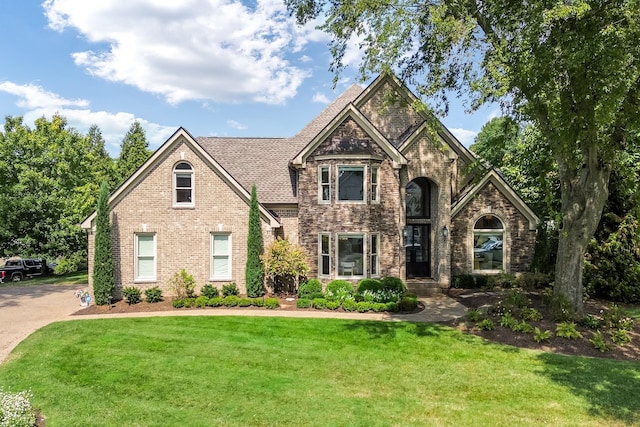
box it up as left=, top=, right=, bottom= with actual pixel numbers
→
left=135, top=233, right=156, bottom=281
left=319, top=166, right=330, bottom=203
left=370, top=165, right=379, bottom=202
left=174, top=162, right=194, bottom=206
left=338, top=166, right=365, bottom=202
left=319, top=233, right=331, bottom=276
left=211, top=233, right=231, bottom=280
left=370, top=233, right=380, bottom=277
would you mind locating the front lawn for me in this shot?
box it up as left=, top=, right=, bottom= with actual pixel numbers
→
left=0, top=316, right=637, bottom=426
left=6, top=270, right=88, bottom=286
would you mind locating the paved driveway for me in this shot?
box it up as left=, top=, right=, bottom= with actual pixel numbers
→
left=0, top=284, right=80, bottom=363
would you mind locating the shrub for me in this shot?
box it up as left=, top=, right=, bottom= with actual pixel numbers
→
left=238, top=298, right=252, bottom=307
left=222, top=282, right=240, bottom=297
left=264, top=297, right=280, bottom=309
left=602, top=304, right=634, bottom=330
left=519, top=271, right=553, bottom=290
left=223, top=295, right=240, bottom=307
left=356, top=301, right=372, bottom=312
left=296, top=298, right=312, bottom=309
left=251, top=298, right=265, bottom=307
left=476, top=319, right=495, bottom=330
left=385, top=301, right=399, bottom=312
left=610, top=329, right=632, bottom=345
left=194, top=296, right=209, bottom=308
left=504, top=289, right=529, bottom=309
left=452, top=274, right=476, bottom=289
left=356, top=278, right=383, bottom=293
left=298, top=279, right=324, bottom=299
left=261, top=237, right=310, bottom=294
left=556, top=322, right=582, bottom=339
left=521, top=307, right=543, bottom=322
left=533, top=327, right=552, bottom=343
left=200, top=284, right=219, bottom=299
left=54, top=251, right=87, bottom=275
left=474, top=275, right=490, bottom=288
left=0, top=388, right=35, bottom=427
left=578, top=314, right=601, bottom=330
left=311, top=298, right=327, bottom=310
left=182, top=298, right=195, bottom=308
left=590, top=331, right=609, bottom=352
left=467, top=308, right=482, bottom=322
left=167, top=269, right=196, bottom=299
left=500, top=313, right=518, bottom=329
left=513, top=321, right=533, bottom=333
left=326, top=301, right=341, bottom=310
left=207, top=297, right=224, bottom=307
left=372, top=302, right=387, bottom=312
left=489, top=273, right=518, bottom=288
left=172, top=299, right=185, bottom=308
left=144, top=286, right=163, bottom=303
left=399, top=295, right=418, bottom=312
left=122, top=286, right=142, bottom=305
left=245, top=184, right=265, bottom=298
left=342, top=299, right=357, bottom=312
left=93, top=181, right=115, bottom=305
left=380, top=276, right=407, bottom=294
left=325, top=280, right=354, bottom=302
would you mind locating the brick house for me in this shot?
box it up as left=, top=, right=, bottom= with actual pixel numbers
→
left=81, top=74, right=538, bottom=296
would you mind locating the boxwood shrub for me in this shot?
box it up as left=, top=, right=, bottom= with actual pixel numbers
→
left=325, top=280, right=354, bottom=302
left=399, top=295, right=418, bottom=312
left=298, top=279, right=324, bottom=299
left=264, top=297, right=280, bottom=309
left=223, top=295, right=240, bottom=307
left=251, top=298, right=265, bottom=307
left=207, top=297, right=224, bottom=307
left=200, top=283, right=220, bottom=298
left=342, top=299, right=357, bottom=312
left=122, top=286, right=142, bottom=305
left=238, top=297, right=252, bottom=307
left=356, top=301, right=372, bottom=312
left=326, top=301, right=341, bottom=310
left=144, top=286, right=163, bottom=303
left=194, top=296, right=209, bottom=308
left=311, top=298, right=327, bottom=310
left=296, top=298, right=312, bottom=309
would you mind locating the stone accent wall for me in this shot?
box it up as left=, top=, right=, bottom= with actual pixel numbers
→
left=297, top=119, right=404, bottom=282
left=358, top=81, right=422, bottom=143
left=87, top=138, right=275, bottom=297
left=451, top=182, right=536, bottom=276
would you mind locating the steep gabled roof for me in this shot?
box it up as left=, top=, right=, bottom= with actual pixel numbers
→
left=80, top=128, right=280, bottom=229
left=291, top=103, right=408, bottom=169
left=451, top=170, right=539, bottom=230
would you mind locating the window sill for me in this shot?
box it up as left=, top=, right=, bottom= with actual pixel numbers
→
left=209, top=277, right=232, bottom=282
left=134, top=278, right=157, bottom=283
left=172, top=204, right=195, bottom=209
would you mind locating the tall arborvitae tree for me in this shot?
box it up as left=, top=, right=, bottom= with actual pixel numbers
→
left=116, top=121, right=152, bottom=184
left=245, top=185, right=265, bottom=297
left=93, top=181, right=115, bottom=305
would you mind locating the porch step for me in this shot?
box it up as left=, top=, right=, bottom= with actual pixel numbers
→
left=405, top=280, right=445, bottom=297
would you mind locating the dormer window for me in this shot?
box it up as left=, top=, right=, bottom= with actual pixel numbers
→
left=174, top=162, right=194, bottom=207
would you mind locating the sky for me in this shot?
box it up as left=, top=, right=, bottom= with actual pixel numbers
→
left=0, top=0, right=499, bottom=157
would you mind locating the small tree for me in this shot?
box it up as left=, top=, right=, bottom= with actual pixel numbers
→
left=92, top=181, right=115, bottom=305
left=245, top=185, right=265, bottom=297
left=261, top=237, right=309, bottom=294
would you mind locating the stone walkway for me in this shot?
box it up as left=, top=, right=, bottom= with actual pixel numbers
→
left=0, top=284, right=468, bottom=363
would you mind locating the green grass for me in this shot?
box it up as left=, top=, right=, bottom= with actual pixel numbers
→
left=626, top=306, right=640, bottom=320
left=0, top=317, right=638, bottom=426
left=6, top=270, right=88, bottom=286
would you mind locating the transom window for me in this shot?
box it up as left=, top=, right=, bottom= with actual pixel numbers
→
left=174, top=162, right=193, bottom=206
left=338, top=166, right=365, bottom=201
left=473, top=215, right=504, bottom=272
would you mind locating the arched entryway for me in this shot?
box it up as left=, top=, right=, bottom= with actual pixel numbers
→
left=404, top=177, right=436, bottom=278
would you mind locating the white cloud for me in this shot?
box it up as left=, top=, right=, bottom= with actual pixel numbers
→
left=487, top=108, right=501, bottom=121
left=42, top=0, right=323, bottom=105
left=227, top=119, right=247, bottom=130
left=0, top=81, right=174, bottom=155
left=312, top=91, right=330, bottom=104
left=449, top=128, right=478, bottom=147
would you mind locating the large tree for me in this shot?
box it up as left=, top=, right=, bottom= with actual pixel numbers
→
left=116, top=121, right=152, bottom=184
left=287, top=0, right=640, bottom=313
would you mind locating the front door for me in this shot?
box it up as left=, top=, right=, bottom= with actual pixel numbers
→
left=405, top=224, right=431, bottom=278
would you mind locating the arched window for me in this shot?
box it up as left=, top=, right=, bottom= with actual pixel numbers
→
left=473, top=215, right=504, bottom=272
left=173, top=162, right=193, bottom=206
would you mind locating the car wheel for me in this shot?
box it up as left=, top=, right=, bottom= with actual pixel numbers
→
left=11, top=273, right=22, bottom=282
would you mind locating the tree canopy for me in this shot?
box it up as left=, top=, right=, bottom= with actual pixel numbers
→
left=116, top=121, right=152, bottom=185
left=287, top=0, right=640, bottom=312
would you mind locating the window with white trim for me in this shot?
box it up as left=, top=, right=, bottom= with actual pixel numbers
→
left=370, top=165, right=379, bottom=202
left=337, top=166, right=365, bottom=202
left=319, top=165, right=330, bottom=203
left=174, top=162, right=193, bottom=206
left=473, top=215, right=504, bottom=272
left=370, top=233, right=380, bottom=277
left=319, top=233, right=331, bottom=276
left=337, top=234, right=364, bottom=277
left=211, top=233, right=231, bottom=280
left=135, top=233, right=156, bottom=281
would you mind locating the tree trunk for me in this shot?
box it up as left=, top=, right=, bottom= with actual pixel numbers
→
left=554, top=150, right=610, bottom=315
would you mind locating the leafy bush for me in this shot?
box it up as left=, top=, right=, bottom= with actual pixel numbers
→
left=167, top=269, right=196, bottom=299
left=372, top=302, right=387, bottom=312
left=251, top=298, right=265, bottom=307
left=476, top=319, right=495, bottom=331
left=504, top=289, right=529, bottom=309
left=122, top=286, right=142, bottom=305
left=172, top=299, right=185, bottom=308
left=144, top=286, right=163, bottom=303
left=194, top=296, right=209, bottom=308
left=380, top=276, right=407, bottom=294
left=325, top=280, right=354, bottom=302
left=500, top=313, right=518, bottom=329
left=200, top=284, right=220, bottom=299
left=513, top=321, right=533, bottom=333
left=326, top=301, right=341, bottom=310
left=264, top=297, right=280, bottom=309
left=223, top=295, right=240, bottom=307
left=521, top=308, right=543, bottom=322
left=610, top=329, right=632, bottom=345
left=296, top=298, right=312, bottom=309
left=385, top=301, right=399, bottom=312
left=533, top=327, right=552, bottom=343
left=399, top=295, right=418, bottom=312
left=356, top=278, right=383, bottom=293
left=556, top=322, right=583, bottom=339
left=474, top=275, right=490, bottom=288
left=356, top=301, right=372, bottom=312
left=602, top=304, right=634, bottom=330
left=0, top=388, right=35, bottom=427
left=222, top=282, right=240, bottom=297
left=489, top=273, right=517, bottom=288
left=238, top=298, right=252, bottom=307
left=467, top=308, right=482, bottom=322
left=53, top=251, right=87, bottom=275
left=589, top=331, right=609, bottom=352
left=311, top=298, right=327, bottom=310
left=261, top=237, right=310, bottom=294
left=182, top=298, right=195, bottom=308
left=298, top=279, right=324, bottom=299
left=519, top=271, right=553, bottom=290
left=579, top=314, right=601, bottom=330
left=207, top=297, right=224, bottom=307
left=342, top=299, right=357, bottom=312
left=452, top=274, right=476, bottom=289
